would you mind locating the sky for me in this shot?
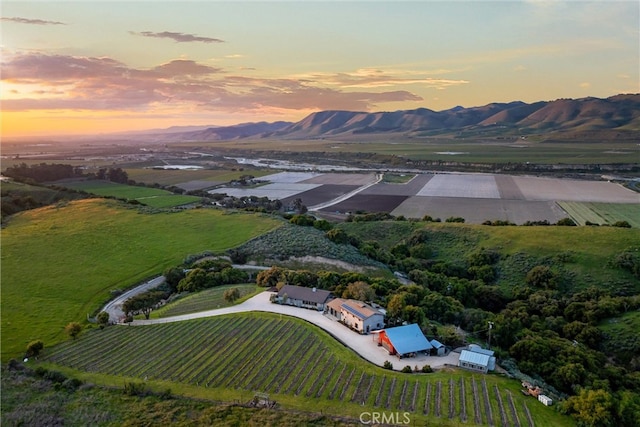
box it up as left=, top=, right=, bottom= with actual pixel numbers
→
left=1, top=1, right=638, bottom=137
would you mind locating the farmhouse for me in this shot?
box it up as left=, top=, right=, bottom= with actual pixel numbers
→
left=326, top=298, right=384, bottom=334
left=377, top=324, right=432, bottom=358
left=458, top=344, right=496, bottom=373
left=274, top=285, right=333, bottom=311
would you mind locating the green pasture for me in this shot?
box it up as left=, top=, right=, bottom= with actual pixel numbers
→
left=40, top=312, right=573, bottom=426
left=151, top=284, right=262, bottom=318
left=340, top=221, right=640, bottom=292
left=124, top=168, right=273, bottom=186
left=60, top=180, right=201, bottom=207
left=559, top=202, right=640, bottom=227
left=0, top=199, right=281, bottom=360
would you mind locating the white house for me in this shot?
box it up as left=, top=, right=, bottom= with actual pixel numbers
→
left=468, top=344, right=496, bottom=371
left=458, top=350, right=491, bottom=373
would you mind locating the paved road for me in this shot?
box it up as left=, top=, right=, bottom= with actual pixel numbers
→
left=101, top=264, right=271, bottom=323
left=101, top=276, right=166, bottom=323
left=129, top=291, right=460, bottom=370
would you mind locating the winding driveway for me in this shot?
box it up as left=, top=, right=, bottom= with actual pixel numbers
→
left=128, top=290, right=460, bottom=370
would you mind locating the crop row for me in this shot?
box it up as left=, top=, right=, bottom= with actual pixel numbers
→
left=44, top=315, right=536, bottom=425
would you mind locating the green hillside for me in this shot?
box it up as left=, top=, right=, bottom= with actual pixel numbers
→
left=0, top=199, right=281, bottom=360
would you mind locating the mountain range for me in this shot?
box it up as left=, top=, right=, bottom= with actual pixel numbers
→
left=122, top=94, right=640, bottom=142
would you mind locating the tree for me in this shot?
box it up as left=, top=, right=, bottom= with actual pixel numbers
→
left=256, top=267, right=285, bottom=287
left=343, top=281, right=375, bottom=301
left=26, top=340, right=44, bottom=358
left=122, top=291, right=165, bottom=319
left=65, top=322, right=82, bottom=340
left=563, top=388, right=615, bottom=427
left=163, top=267, right=186, bottom=293
left=223, top=287, right=241, bottom=303
left=96, top=311, right=110, bottom=329
left=177, top=268, right=208, bottom=292
left=525, top=265, right=557, bottom=289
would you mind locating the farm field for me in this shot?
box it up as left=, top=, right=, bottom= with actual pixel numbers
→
left=391, top=197, right=567, bottom=224
left=60, top=180, right=201, bottom=208
left=202, top=170, right=639, bottom=224
left=0, top=199, right=281, bottom=360
left=151, top=284, right=262, bottom=318
left=558, top=201, right=640, bottom=227
left=124, top=167, right=271, bottom=186
left=41, top=312, right=573, bottom=426
left=194, top=137, right=639, bottom=164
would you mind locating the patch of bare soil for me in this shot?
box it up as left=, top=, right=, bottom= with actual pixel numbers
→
left=280, top=255, right=376, bottom=273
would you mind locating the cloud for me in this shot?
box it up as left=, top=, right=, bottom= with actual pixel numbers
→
left=1, top=16, right=66, bottom=25
left=295, top=68, right=469, bottom=90
left=579, top=82, right=591, bottom=88
left=1, top=52, right=426, bottom=113
left=514, top=65, right=527, bottom=72
left=130, top=31, right=224, bottom=43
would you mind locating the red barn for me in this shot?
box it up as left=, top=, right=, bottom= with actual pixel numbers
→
left=377, top=324, right=432, bottom=357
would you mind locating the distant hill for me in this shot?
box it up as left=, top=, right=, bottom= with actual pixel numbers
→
left=108, top=121, right=292, bottom=143
left=265, top=94, right=640, bottom=139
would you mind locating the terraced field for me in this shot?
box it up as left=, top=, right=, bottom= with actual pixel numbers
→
left=42, top=313, right=571, bottom=426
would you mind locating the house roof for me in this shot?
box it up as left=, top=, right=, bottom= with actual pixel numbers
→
left=459, top=350, right=490, bottom=367
left=341, top=299, right=383, bottom=320
left=468, top=344, right=494, bottom=356
left=430, top=339, right=445, bottom=349
left=383, top=324, right=432, bottom=355
left=327, top=298, right=345, bottom=312
left=278, top=285, right=332, bottom=304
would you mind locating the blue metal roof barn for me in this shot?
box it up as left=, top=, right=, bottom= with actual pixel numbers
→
left=378, top=324, right=432, bottom=356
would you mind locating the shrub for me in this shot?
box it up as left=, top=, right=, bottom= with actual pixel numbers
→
left=65, top=322, right=82, bottom=340
left=383, top=360, right=393, bottom=370
left=422, top=365, right=433, bottom=373
left=61, top=378, right=83, bottom=391
left=445, top=216, right=465, bottom=223
left=123, top=381, right=149, bottom=397
left=556, top=217, right=576, bottom=226
left=401, top=365, right=413, bottom=373
left=26, top=340, right=44, bottom=358
left=612, top=221, right=631, bottom=228
left=43, top=370, right=68, bottom=384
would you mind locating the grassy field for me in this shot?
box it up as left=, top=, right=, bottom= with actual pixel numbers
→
left=189, top=137, right=639, bottom=165
left=598, top=310, right=640, bottom=367
left=558, top=201, right=640, bottom=227
left=382, top=173, right=416, bottom=184
left=340, top=221, right=640, bottom=292
left=151, top=284, right=262, bottom=318
left=40, top=312, right=573, bottom=426
left=0, top=199, right=281, bottom=361
left=60, top=180, right=202, bottom=208
left=124, top=167, right=274, bottom=186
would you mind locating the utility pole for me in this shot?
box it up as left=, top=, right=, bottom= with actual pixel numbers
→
left=487, top=321, right=494, bottom=348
